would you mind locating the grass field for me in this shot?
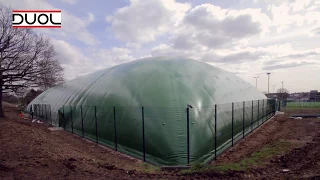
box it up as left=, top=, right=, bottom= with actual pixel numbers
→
left=286, top=102, right=320, bottom=108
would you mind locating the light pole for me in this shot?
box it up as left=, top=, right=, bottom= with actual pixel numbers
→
left=254, top=76, right=259, bottom=88
left=273, top=85, right=276, bottom=93
left=267, top=73, right=271, bottom=95
left=281, top=81, right=284, bottom=100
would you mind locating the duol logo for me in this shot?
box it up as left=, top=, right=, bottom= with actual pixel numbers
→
left=12, top=10, right=61, bottom=28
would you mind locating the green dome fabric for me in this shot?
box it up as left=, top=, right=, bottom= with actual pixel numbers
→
left=27, top=57, right=267, bottom=165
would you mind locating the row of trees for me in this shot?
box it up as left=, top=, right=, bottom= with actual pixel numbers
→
left=0, top=5, right=64, bottom=117
left=264, top=88, right=290, bottom=100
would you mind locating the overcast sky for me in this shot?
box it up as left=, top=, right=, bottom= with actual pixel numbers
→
left=1, top=0, right=320, bottom=93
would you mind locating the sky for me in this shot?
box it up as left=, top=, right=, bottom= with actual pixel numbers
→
left=0, top=0, right=320, bottom=93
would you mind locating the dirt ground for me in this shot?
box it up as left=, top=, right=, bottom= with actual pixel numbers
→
left=1, top=104, right=320, bottom=179
left=210, top=108, right=320, bottom=179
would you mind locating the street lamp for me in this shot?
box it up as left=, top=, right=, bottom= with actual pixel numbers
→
left=267, top=73, right=271, bottom=95
left=281, top=81, right=284, bottom=100
left=254, top=76, right=259, bottom=88
left=273, top=85, right=276, bottom=93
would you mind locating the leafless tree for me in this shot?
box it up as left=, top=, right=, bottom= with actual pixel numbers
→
left=35, top=43, right=65, bottom=91
left=0, top=5, right=64, bottom=117
left=277, top=88, right=289, bottom=100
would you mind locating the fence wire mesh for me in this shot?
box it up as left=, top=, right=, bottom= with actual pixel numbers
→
left=29, top=99, right=276, bottom=166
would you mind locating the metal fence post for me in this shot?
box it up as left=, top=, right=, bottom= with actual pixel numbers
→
left=62, top=105, right=65, bottom=130
left=266, top=100, right=268, bottom=118
left=37, top=105, right=39, bottom=119
left=186, top=107, right=190, bottom=164
left=274, top=100, right=277, bottom=115
left=258, top=100, right=260, bottom=126
left=142, top=106, right=146, bottom=162
left=270, top=100, right=272, bottom=117
left=232, top=102, right=234, bottom=147
left=272, top=100, right=274, bottom=115
left=43, top=105, right=45, bottom=120
left=39, top=104, right=41, bottom=119
left=40, top=104, right=42, bottom=119
left=81, top=105, right=84, bottom=138
left=113, top=106, right=117, bottom=151
left=272, top=100, right=274, bottom=116
left=266, top=100, right=269, bottom=119
left=45, top=105, right=47, bottom=122
left=70, top=105, right=73, bottom=133
left=50, top=105, right=52, bottom=125
left=262, top=99, right=265, bottom=122
left=214, top=104, right=217, bottom=160
left=274, top=99, right=277, bottom=115
left=251, top=101, right=253, bottom=132
left=30, top=105, right=33, bottom=119
left=95, top=106, right=98, bottom=143
left=243, top=101, right=245, bottom=138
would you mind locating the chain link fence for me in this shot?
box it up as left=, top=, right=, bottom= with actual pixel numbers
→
left=29, top=104, right=52, bottom=124
left=28, top=99, right=276, bottom=166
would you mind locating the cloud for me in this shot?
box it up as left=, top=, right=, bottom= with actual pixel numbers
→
left=183, top=5, right=263, bottom=38
left=312, top=27, right=320, bottom=35
left=125, top=42, right=141, bottom=49
left=87, top=12, right=95, bottom=23
left=284, top=51, right=320, bottom=59
left=51, top=39, right=97, bottom=79
left=151, top=44, right=194, bottom=57
left=202, top=51, right=265, bottom=63
left=171, top=4, right=270, bottom=49
left=51, top=39, right=136, bottom=80
left=263, top=61, right=315, bottom=70
left=151, top=40, right=320, bottom=76
left=290, top=0, right=311, bottom=12
left=106, top=0, right=191, bottom=44
left=148, top=3, right=272, bottom=66
left=107, top=1, right=276, bottom=69
left=220, top=15, right=261, bottom=38
left=171, top=28, right=231, bottom=49
left=92, top=47, right=136, bottom=66
left=59, top=0, right=78, bottom=5
left=269, top=0, right=320, bottom=33
left=261, top=48, right=320, bottom=71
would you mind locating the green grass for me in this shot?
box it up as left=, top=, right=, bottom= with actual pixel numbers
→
left=138, top=162, right=161, bottom=173
left=285, top=106, right=320, bottom=110
left=180, top=141, right=291, bottom=175
left=286, top=102, right=320, bottom=108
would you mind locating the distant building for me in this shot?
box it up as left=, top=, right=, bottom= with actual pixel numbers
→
left=287, top=92, right=309, bottom=101
left=266, top=93, right=278, bottom=99
left=266, top=92, right=289, bottom=100
left=267, top=91, right=315, bottom=101
left=309, top=90, right=320, bottom=101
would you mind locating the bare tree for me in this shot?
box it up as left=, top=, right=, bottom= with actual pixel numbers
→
left=0, top=5, right=64, bottom=117
left=277, top=88, right=289, bottom=94
left=277, top=88, right=289, bottom=100
left=35, top=43, right=65, bottom=91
